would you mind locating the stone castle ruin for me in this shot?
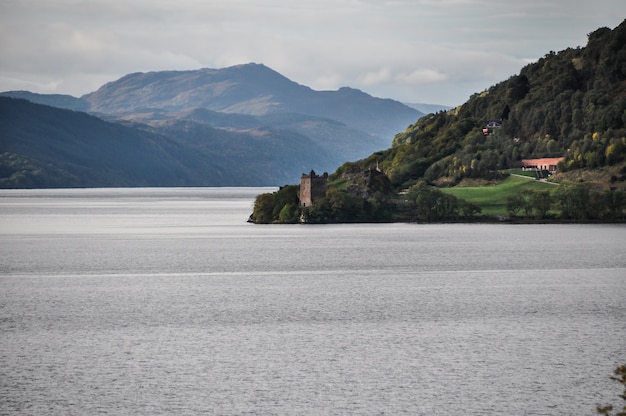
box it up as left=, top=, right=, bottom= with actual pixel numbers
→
left=299, top=170, right=328, bottom=207
left=299, top=165, right=391, bottom=208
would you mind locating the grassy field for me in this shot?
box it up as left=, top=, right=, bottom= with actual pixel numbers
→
left=507, top=169, right=538, bottom=178
left=441, top=175, right=558, bottom=216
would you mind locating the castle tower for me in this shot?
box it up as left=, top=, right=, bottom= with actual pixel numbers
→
left=299, top=170, right=328, bottom=207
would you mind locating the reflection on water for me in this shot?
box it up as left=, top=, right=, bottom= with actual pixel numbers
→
left=1, top=188, right=625, bottom=415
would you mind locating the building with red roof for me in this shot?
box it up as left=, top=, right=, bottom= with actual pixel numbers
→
left=520, top=157, right=564, bottom=173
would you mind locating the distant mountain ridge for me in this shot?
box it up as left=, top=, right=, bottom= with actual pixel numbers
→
left=80, top=63, right=421, bottom=139
left=0, top=90, right=89, bottom=112
left=1, top=63, right=436, bottom=188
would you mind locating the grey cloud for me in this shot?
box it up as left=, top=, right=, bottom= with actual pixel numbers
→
left=0, top=0, right=624, bottom=105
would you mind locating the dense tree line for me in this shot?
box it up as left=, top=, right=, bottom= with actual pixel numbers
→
left=251, top=183, right=395, bottom=224
left=506, top=183, right=626, bottom=221
left=402, top=181, right=481, bottom=221
left=251, top=185, right=301, bottom=224
left=252, top=175, right=625, bottom=223
left=251, top=179, right=482, bottom=224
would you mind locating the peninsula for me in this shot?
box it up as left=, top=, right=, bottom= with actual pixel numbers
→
left=249, top=21, right=626, bottom=224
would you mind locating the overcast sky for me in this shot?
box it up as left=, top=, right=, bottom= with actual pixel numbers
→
left=0, top=1, right=624, bottom=106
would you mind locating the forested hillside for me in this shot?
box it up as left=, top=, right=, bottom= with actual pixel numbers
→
left=252, top=20, right=626, bottom=223
left=339, top=20, right=626, bottom=191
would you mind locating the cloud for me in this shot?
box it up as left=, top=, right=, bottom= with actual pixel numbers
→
left=396, top=69, right=448, bottom=85
left=0, top=0, right=624, bottom=105
left=361, top=68, right=392, bottom=86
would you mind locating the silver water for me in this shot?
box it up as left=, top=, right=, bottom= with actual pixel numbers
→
left=1, top=188, right=625, bottom=415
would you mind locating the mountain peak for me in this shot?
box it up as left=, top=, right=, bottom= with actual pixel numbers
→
left=337, top=86, right=365, bottom=94
left=229, top=62, right=268, bottom=70
left=80, top=64, right=421, bottom=137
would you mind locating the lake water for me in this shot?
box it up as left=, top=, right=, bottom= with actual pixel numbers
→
left=1, top=187, right=625, bottom=415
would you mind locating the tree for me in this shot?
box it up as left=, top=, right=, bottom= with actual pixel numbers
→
left=272, top=185, right=300, bottom=220
left=556, top=183, right=591, bottom=220
left=530, top=190, right=552, bottom=219
left=459, top=199, right=482, bottom=218
left=305, top=196, right=332, bottom=223
left=597, top=364, right=626, bottom=416
left=602, top=190, right=626, bottom=220
left=521, top=191, right=534, bottom=218
left=507, top=194, right=525, bottom=217
left=252, top=193, right=275, bottom=224
left=278, top=203, right=299, bottom=223
left=507, top=74, right=530, bottom=101
left=407, top=181, right=464, bottom=221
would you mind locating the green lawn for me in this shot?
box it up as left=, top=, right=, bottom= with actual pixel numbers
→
left=441, top=175, right=558, bottom=216
left=508, top=169, right=538, bottom=178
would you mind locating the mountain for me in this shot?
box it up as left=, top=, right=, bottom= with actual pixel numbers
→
left=109, top=108, right=387, bottom=163
left=0, top=90, right=89, bottom=112
left=0, top=97, right=218, bottom=188
left=80, top=63, right=421, bottom=140
left=0, top=97, right=333, bottom=188
left=1, top=63, right=427, bottom=188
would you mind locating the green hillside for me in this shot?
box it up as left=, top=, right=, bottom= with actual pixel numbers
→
left=252, top=20, right=626, bottom=223
left=441, top=176, right=557, bottom=216
left=353, top=20, right=626, bottom=191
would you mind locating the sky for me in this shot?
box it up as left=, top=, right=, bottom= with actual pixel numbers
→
left=0, top=1, right=624, bottom=106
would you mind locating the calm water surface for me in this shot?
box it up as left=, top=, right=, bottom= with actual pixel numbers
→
left=1, top=188, right=625, bottom=415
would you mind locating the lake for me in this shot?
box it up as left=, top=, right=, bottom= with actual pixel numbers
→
left=1, top=187, right=625, bottom=415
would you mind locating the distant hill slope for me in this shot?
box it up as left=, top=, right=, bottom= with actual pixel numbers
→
left=110, top=107, right=388, bottom=163
left=339, top=19, right=626, bottom=191
left=1, top=64, right=427, bottom=188
left=80, top=63, right=422, bottom=140
left=0, top=97, right=218, bottom=188
left=0, top=97, right=333, bottom=188
left=0, top=90, right=89, bottom=112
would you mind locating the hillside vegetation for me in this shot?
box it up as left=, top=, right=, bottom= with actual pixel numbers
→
left=363, top=20, right=626, bottom=190
left=252, top=20, right=626, bottom=223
